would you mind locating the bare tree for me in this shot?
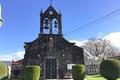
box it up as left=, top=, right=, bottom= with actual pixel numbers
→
left=81, top=38, right=119, bottom=58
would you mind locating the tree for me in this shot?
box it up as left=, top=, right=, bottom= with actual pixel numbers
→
left=81, top=38, right=119, bottom=58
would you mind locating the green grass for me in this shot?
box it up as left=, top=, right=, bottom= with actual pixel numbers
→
left=85, top=75, right=120, bottom=80
left=12, top=75, right=120, bottom=80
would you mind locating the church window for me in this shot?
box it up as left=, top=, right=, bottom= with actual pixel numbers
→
left=50, top=11, right=53, bottom=15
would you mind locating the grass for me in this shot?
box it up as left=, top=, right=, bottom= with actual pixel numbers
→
left=85, top=75, right=120, bottom=80
left=11, top=75, right=120, bottom=80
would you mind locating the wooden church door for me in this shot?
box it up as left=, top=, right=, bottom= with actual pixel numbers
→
left=45, top=58, right=57, bottom=79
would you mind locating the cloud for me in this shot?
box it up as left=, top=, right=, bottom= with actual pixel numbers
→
left=70, top=32, right=120, bottom=49
left=69, top=40, right=87, bottom=47
left=104, top=32, right=120, bottom=48
left=0, top=51, right=25, bottom=61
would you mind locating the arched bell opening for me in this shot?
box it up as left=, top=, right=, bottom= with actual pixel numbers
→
left=52, top=18, right=58, bottom=34
left=40, top=5, right=62, bottom=35
left=43, top=18, right=50, bottom=34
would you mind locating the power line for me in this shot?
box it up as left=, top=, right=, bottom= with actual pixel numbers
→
left=65, top=8, right=120, bottom=36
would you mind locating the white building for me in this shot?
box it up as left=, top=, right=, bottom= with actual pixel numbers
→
left=0, top=4, right=3, bottom=26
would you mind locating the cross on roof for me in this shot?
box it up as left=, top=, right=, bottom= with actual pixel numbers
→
left=50, top=0, right=53, bottom=5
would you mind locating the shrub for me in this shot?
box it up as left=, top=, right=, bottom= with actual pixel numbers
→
left=23, top=65, right=40, bottom=80
left=72, top=64, right=85, bottom=80
left=100, top=59, right=120, bottom=80
left=0, top=61, right=8, bottom=80
left=1, top=76, right=9, bottom=80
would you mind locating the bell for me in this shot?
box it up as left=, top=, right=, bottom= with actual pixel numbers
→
left=44, top=26, right=49, bottom=29
left=54, top=25, right=57, bottom=28
left=44, top=19, right=49, bottom=29
left=54, top=21, right=57, bottom=28
left=45, top=19, right=48, bottom=23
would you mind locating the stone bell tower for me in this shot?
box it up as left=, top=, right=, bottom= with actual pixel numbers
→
left=40, top=5, right=62, bottom=35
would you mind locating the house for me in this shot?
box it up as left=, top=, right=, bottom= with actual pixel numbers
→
left=10, top=60, right=23, bottom=79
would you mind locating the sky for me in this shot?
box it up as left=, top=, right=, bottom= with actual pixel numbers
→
left=0, top=0, right=120, bottom=61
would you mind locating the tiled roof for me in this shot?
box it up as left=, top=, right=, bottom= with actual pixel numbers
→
left=11, top=59, right=23, bottom=65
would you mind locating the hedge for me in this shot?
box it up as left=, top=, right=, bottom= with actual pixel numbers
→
left=100, top=59, right=120, bottom=80
left=0, top=61, right=8, bottom=80
left=72, top=64, right=85, bottom=80
left=23, top=65, right=40, bottom=80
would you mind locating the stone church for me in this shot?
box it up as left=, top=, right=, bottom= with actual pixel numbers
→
left=11, top=4, right=84, bottom=80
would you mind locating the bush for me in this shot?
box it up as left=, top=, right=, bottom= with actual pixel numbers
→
left=1, top=76, right=9, bottom=80
left=23, top=65, right=40, bottom=80
left=100, top=59, right=120, bottom=80
left=72, top=64, right=85, bottom=80
left=0, top=61, right=8, bottom=80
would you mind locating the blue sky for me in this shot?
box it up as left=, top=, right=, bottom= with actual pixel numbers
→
left=0, top=0, right=120, bottom=60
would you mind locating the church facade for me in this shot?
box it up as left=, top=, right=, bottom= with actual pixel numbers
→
left=11, top=5, right=84, bottom=80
